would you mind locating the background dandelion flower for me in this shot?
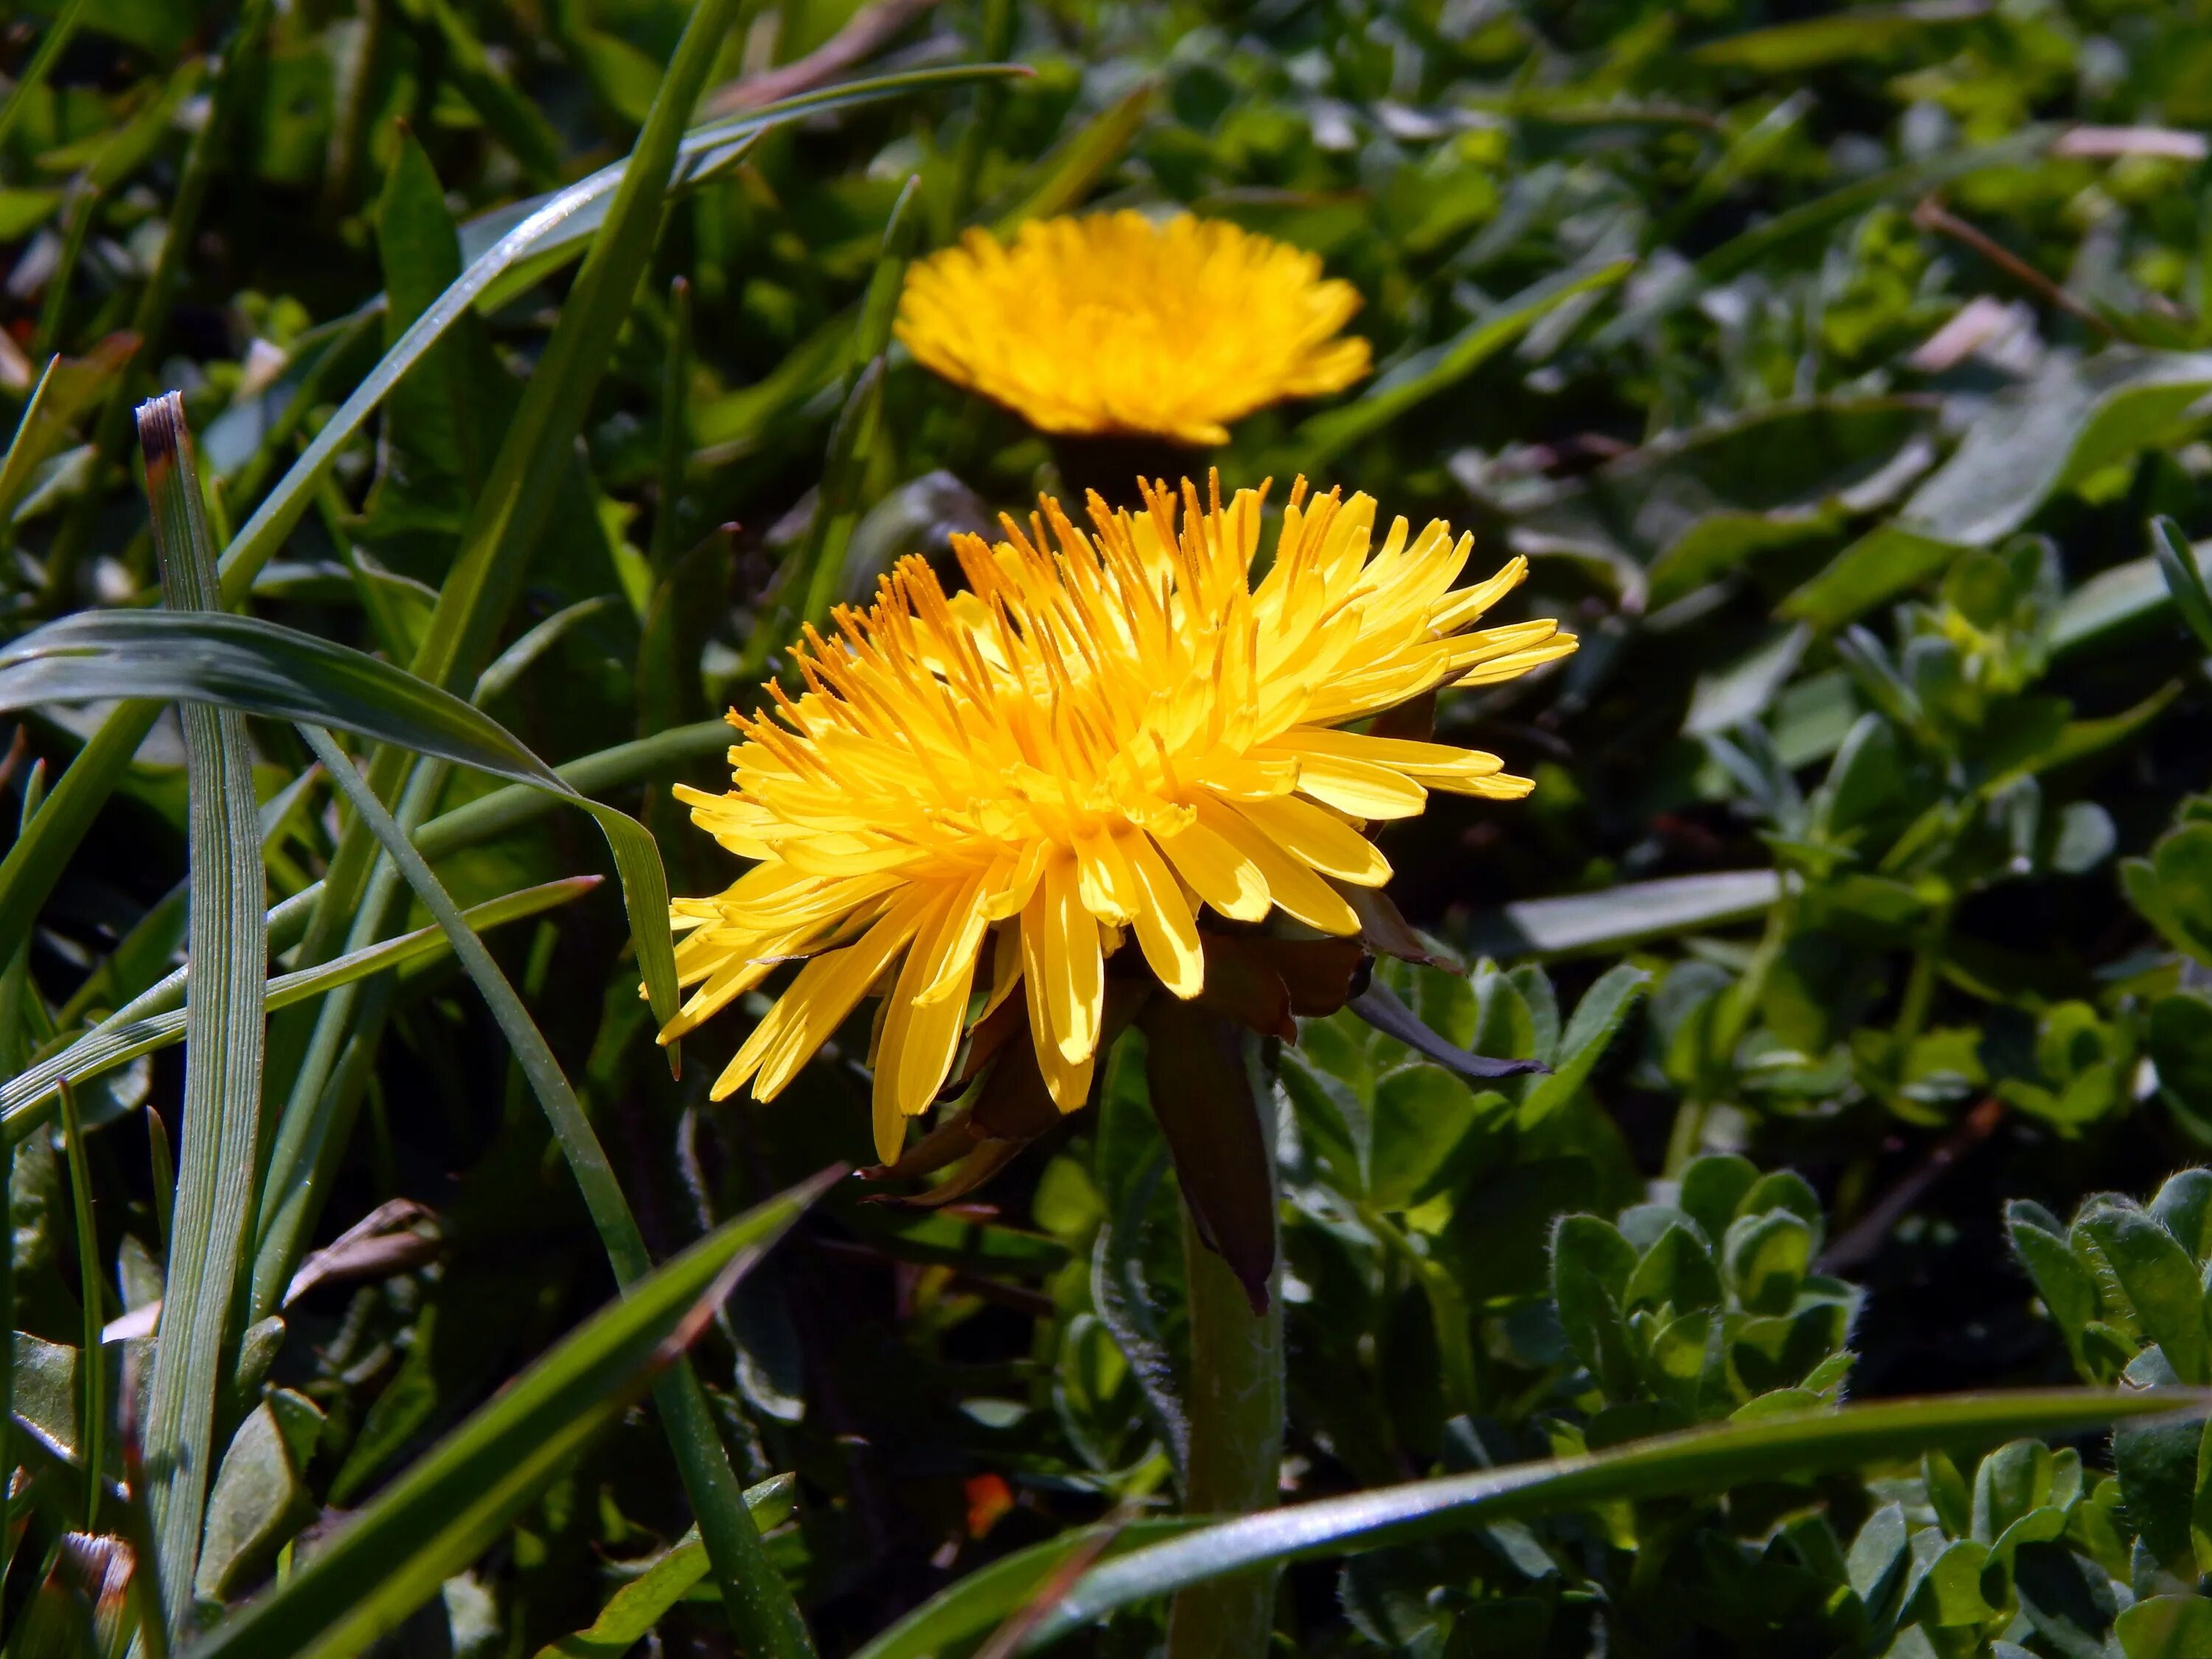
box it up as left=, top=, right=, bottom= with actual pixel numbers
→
left=664, top=475, right=1574, bottom=1164
left=895, top=212, right=1372, bottom=446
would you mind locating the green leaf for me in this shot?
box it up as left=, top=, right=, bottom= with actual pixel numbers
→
left=2152, top=996, right=2212, bottom=1126
left=187, top=1171, right=835, bottom=1659
left=2151, top=517, right=2212, bottom=653
left=2012, top=1539, right=2121, bottom=1659
left=195, top=1391, right=324, bottom=1601
left=2118, top=1595, right=2212, bottom=1658
left=1677, top=1155, right=1760, bottom=1249
left=1908, top=1537, right=1994, bottom=1628
left=1724, top=1211, right=1814, bottom=1315
left=1016, top=1391, right=2199, bottom=1649
left=2115, top=1409, right=2206, bottom=1579
left=133, top=393, right=271, bottom=1637
left=1516, top=964, right=1649, bottom=1126
left=529, top=1475, right=799, bottom=1659
left=1367, top=1064, right=1484, bottom=1208
left=1688, top=3, right=1983, bottom=71
left=0, top=334, right=139, bottom=524
left=1464, top=872, right=1781, bottom=960
left=2081, top=1205, right=2212, bottom=1382
left=1551, top=1214, right=1641, bottom=1402
left=224, top=64, right=1018, bottom=598
left=1596, top=128, right=2052, bottom=344
left=0, top=611, right=560, bottom=785
left=1784, top=352, right=2212, bottom=627
left=2008, top=1203, right=2105, bottom=1381
left=0, top=0, right=92, bottom=156
left=2056, top=537, right=2212, bottom=656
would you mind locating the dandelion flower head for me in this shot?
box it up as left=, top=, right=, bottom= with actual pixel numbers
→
left=664, top=476, right=1575, bottom=1163
left=895, top=212, right=1372, bottom=446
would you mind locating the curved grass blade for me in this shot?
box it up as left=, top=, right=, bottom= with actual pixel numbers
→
left=1594, top=128, right=2053, bottom=346
left=1019, top=1389, right=2208, bottom=1651
left=0, top=66, right=1021, bottom=998
left=4, top=721, right=734, bottom=1145
left=2151, top=515, right=2212, bottom=653
left=133, top=394, right=268, bottom=1639
left=0, top=607, right=681, bottom=1029
left=187, top=1169, right=839, bottom=1659
left=297, top=723, right=817, bottom=1659
left=0, top=0, right=91, bottom=154
left=852, top=1520, right=1208, bottom=1659
left=0, top=878, right=595, bottom=1135
left=1293, top=258, right=1632, bottom=469
left=220, top=63, right=1024, bottom=601
left=0, top=611, right=564, bottom=785
left=528, top=1475, right=799, bottom=1659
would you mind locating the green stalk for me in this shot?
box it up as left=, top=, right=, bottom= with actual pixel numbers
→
left=135, top=395, right=269, bottom=1640
left=945, top=0, right=1016, bottom=229
left=29, top=177, right=101, bottom=364
left=1166, top=1048, right=1284, bottom=1659
left=296, top=725, right=817, bottom=1659
left=0, top=0, right=92, bottom=153
left=56, top=1077, right=105, bottom=1529
left=41, top=0, right=273, bottom=610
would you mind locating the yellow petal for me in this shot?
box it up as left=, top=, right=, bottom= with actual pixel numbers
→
left=1231, top=793, right=1391, bottom=886
left=1041, top=854, right=1104, bottom=1062
left=1156, top=817, right=1270, bottom=922
left=1455, top=635, right=1579, bottom=686
left=984, top=921, right=1023, bottom=1018
left=1121, top=830, right=1204, bottom=998
left=1286, top=752, right=1426, bottom=819
left=1035, top=1026, right=1096, bottom=1113
left=1197, top=799, right=1360, bottom=934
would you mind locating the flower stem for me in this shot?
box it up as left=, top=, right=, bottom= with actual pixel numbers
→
left=1166, top=1075, right=1283, bottom=1659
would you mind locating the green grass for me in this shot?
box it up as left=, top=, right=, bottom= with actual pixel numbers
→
left=7, top=1, right=2212, bottom=1655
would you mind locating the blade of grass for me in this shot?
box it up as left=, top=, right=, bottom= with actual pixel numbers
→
left=0, top=879, right=597, bottom=1135
left=1, top=719, right=733, bottom=1146
left=1291, top=258, right=1632, bottom=469
left=0, top=760, right=37, bottom=1573
left=41, top=0, right=274, bottom=609
left=1593, top=127, right=2053, bottom=347
left=0, top=607, right=683, bottom=1033
left=526, top=1475, right=799, bottom=1659
left=281, top=0, right=763, bottom=1122
left=0, top=0, right=93, bottom=154
left=296, top=723, right=818, bottom=1659
left=0, top=68, right=1018, bottom=997
left=2151, top=515, right=2212, bottom=653
left=741, top=178, right=921, bottom=679
left=56, top=765, right=319, bottom=1029
left=54, top=1077, right=103, bottom=1531
left=850, top=1522, right=1208, bottom=1659
left=649, top=276, right=693, bottom=587
left=147, top=1110, right=173, bottom=1255
left=1017, top=1389, right=2207, bottom=1650
left=29, top=178, right=103, bottom=366
left=133, top=393, right=269, bottom=1637
left=186, top=1169, right=838, bottom=1659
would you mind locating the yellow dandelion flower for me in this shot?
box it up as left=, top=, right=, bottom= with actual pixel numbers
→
left=663, top=475, right=1575, bottom=1165
left=894, top=212, right=1372, bottom=446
